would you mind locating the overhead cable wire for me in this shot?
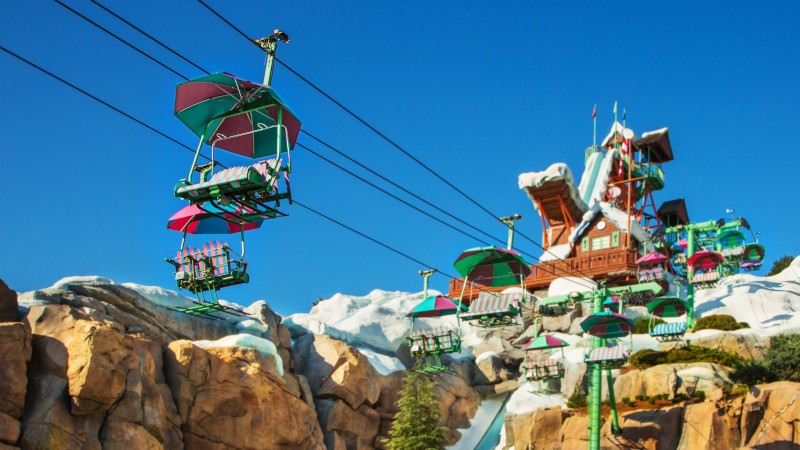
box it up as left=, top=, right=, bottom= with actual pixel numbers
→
left=193, top=0, right=600, bottom=282
left=53, top=0, right=189, bottom=80
left=43, top=3, right=600, bottom=289
left=88, top=0, right=211, bottom=75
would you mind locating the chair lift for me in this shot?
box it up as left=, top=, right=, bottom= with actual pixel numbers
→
left=172, top=33, right=300, bottom=218
left=716, top=229, right=747, bottom=262
left=538, top=296, right=570, bottom=316
left=406, top=270, right=466, bottom=374
left=646, top=296, right=689, bottom=342
left=740, top=243, right=765, bottom=272
left=522, top=333, right=569, bottom=393
left=580, top=312, right=635, bottom=370
left=164, top=202, right=261, bottom=318
left=687, top=250, right=724, bottom=290
left=635, top=252, right=668, bottom=284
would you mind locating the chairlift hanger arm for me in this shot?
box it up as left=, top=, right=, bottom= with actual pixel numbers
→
left=540, top=281, right=664, bottom=304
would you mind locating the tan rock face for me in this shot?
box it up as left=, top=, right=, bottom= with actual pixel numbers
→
left=507, top=407, right=572, bottom=450
left=663, top=332, right=768, bottom=360
left=0, top=323, right=31, bottom=420
left=316, top=399, right=380, bottom=450
left=165, top=340, right=324, bottom=449
left=612, top=362, right=732, bottom=401
left=292, top=334, right=381, bottom=409
left=740, top=381, right=800, bottom=448
left=601, top=405, right=682, bottom=450
left=473, top=353, right=511, bottom=385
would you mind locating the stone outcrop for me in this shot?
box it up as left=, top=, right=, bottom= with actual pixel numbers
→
left=166, top=340, right=324, bottom=449
left=739, top=381, right=800, bottom=448
left=0, top=280, right=17, bottom=322
left=0, top=322, right=30, bottom=445
left=663, top=332, right=769, bottom=360
left=611, top=362, right=733, bottom=400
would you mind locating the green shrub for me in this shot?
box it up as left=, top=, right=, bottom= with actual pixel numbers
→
left=666, top=349, right=693, bottom=363
left=630, top=345, right=741, bottom=369
left=767, top=255, right=794, bottom=276
left=764, top=333, right=800, bottom=382
left=630, top=349, right=667, bottom=368
left=695, top=390, right=706, bottom=400
left=732, top=385, right=749, bottom=396
left=601, top=399, right=611, bottom=406
left=633, top=317, right=666, bottom=334
left=647, top=397, right=655, bottom=404
left=730, top=359, right=771, bottom=386
left=635, top=394, right=647, bottom=401
left=621, top=397, right=634, bottom=407
left=694, top=314, right=749, bottom=331
left=673, top=393, right=689, bottom=402
left=567, top=381, right=587, bottom=408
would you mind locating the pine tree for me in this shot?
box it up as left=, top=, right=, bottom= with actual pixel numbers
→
left=384, top=366, right=449, bottom=450
left=767, top=255, right=794, bottom=276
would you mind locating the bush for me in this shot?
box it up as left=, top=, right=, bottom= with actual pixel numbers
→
left=647, top=397, right=655, bottom=404
left=567, top=381, right=587, bottom=408
left=764, top=333, right=800, bottom=382
left=694, top=314, right=749, bottom=332
left=767, top=255, right=794, bottom=276
left=731, top=385, right=749, bottom=396
left=633, top=317, right=666, bottom=334
left=695, top=390, right=706, bottom=400
left=673, top=393, right=689, bottom=402
left=630, top=345, right=741, bottom=369
left=621, top=397, right=634, bottom=407
left=601, top=399, right=611, bottom=406
left=635, top=394, right=647, bottom=401
left=730, top=359, right=772, bottom=386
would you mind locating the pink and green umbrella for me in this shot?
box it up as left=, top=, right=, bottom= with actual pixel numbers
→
left=452, top=246, right=531, bottom=287
left=671, top=238, right=688, bottom=252
left=687, top=250, right=724, bottom=271
left=580, top=312, right=636, bottom=338
left=167, top=203, right=264, bottom=234
left=174, top=72, right=301, bottom=158
left=647, top=296, right=688, bottom=318
left=522, top=334, right=569, bottom=351
left=636, top=252, right=668, bottom=266
left=406, top=296, right=466, bottom=318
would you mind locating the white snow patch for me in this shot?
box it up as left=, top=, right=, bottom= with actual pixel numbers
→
left=518, top=163, right=588, bottom=214
left=539, top=244, right=572, bottom=263
left=237, top=319, right=268, bottom=336
left=191, top=333, right=283, bottom=376
left=601, top=121, right=639, bottom=147
left=578, top=149, right=619, bottom=208
left=641, top=127, right=669, bottom=140
left=450, top=394, right=508, bottom=450
left=506, top=387, right=565, bottom=415
left=567, top=202, right=655, bottom=253
left=355, top=347, right=406, bottom=375
left=548, top=277, right=597, bottom=297
left=476, top=351, right=500, bottom=365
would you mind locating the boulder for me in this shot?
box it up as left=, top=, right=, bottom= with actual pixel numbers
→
left=0, top=279, right=17, bottom=322
left=244, top=300, right=283, bottom=347
left=505, top=407, right=574, bottom=450
left=315, top=399, right=380, bottom=450
left=473, top=352, right=511, bottom=385
left=433, top=373, right=480, bottom=431
left=165, top=340, right=324, bottom=449
left=611, top=362, right=732, bottom=401
left=663, top=332, right=768, bottom=360
left=601, top=405, right=682, bottom=450
left=475, top=379, right=519, bottom=397
left=0, top=413, right=19, bottom=446
left=740, top=381, right=800, bottom=448
left=0, top=322, right=31, bottom=420
left=677, top=401, right=737, bottom=449
left=292, top=334, right=380, bottom=409
left=542, top=308, right=581, bottom=333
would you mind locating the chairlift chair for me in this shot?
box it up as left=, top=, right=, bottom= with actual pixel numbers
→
left=646, top=296, right=689, bottom=342
left=522, top=334, right=568, bottom=393
left=687, top=250, right=724, bottom=289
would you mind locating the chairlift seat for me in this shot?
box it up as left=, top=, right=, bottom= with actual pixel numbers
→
left=176, top=158, right=284, bottom=202
left=721, top=247, right=745, bottom=259
left=638, top=266, right=665, bottom=283
left=525, top=357, right=564, bottom=381
left=690, top=271, right=719, bottom=289
left=740, top=260, right=762, bottom=271
left=649, top=322, right=687, bottom=342
left=166, top=241, right=248, bottom=293
left=460, top=292, right=522, bottom=327
left=585, top=345, right=630, bottom=369
left=407, top=325, right=460, bottom=355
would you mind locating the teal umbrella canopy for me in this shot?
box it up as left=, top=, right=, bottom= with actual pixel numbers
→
left=174, top=72, right=301, bottom=158
left=647, top=296, right=688, bottom=318
left=406, top=296, right=466, bottom=318
left=580, top=312, right=636, bottom=338
left=522, top=334, right=569, bottom=351
left=452, top=246, right=531, bottom=287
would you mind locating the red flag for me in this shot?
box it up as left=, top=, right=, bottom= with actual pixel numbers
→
left=592, top=105, right=597, bottom=119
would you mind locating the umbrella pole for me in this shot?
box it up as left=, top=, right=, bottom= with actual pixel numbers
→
left=187, top=134, right=205, bottom=181
left=181, top=230, right=188, bottom=250
left=240, top=225, right=246, bottom=259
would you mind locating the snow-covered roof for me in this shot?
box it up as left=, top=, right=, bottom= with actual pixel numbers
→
left=601, top=121, right=639, bottom=147
left=641, top=127, right=669, bottom=139
left=518, top=163, right=588, bottom=214
left=577, top=148, right=619, bottom=208
left=567, top=202, right=655, bottom=252
left=539, top=244, right=572, bottom=262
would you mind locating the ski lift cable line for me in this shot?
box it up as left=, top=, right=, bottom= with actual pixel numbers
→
left=194, top=0, right=600, bottom=282
left=88, top=0, right=212, bottom=76
left=0, top=45, right=548, bottom=298
left=52, top=0, right=189, bottom=80
left=32, top=1, right=602, bottom=289
left=296, top=142, right=494, bottom=247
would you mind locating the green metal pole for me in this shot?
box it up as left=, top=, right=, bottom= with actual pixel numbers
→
left=607, top=369, right=621, bottom=434
left=687, top=229, right=696, bottom=329
left=588, top=288, right=604, bottom=450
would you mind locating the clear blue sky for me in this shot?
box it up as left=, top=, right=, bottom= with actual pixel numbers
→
left=2, top=1, right=798, bottom=315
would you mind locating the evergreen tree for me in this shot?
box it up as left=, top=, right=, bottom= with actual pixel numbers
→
left=384, top=366, right=448, bottom=450
left=767, top=255, right=794, bottom=276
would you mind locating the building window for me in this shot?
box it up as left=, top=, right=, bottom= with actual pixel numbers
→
left=592, top=235, right=611, bottom=251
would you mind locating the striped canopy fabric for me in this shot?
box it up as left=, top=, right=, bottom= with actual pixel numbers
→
left=687, top=250, right=724, bottom=271
left=650, top=322, right=687, bottom=337
left=453, top=246, right=531, bottom=287
left=635, top=252, right=668, bottom=266
left=580, top=312, right=636, bottom=338
left=177, top=158, right=280, bottom=199
left=406, top=295, right=466, bottom=318
left=585, top=345, right=630, bottom=363
left=460, top=292, right=521, bottom=320
left=522, top=334, right=569, bottom=351
left=647, top=296, right=688, bottom=318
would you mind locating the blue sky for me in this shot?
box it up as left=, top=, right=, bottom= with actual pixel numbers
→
left=1, top=1, right=798, bottom=315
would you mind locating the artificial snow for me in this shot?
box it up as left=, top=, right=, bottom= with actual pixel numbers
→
left=476, top=351, right=500, bottom=365
left=236, top=319, right=269, bottom=336
left=601, top=121, right=639, bottom=147
left=505, top=386, right=565, bottom=415
left=191, top=333, right=284, bottom=376
left=567, top=202, right=655, bottom=253
left=548, top=277, right=597, bottom=297
left=577, top=149, right=619, bottom=208
left=539, top=244, right=572, bottom=262
left=355, top=346, right=406, bottom=376
left=518, top=163, right=588, bottom=214
left=641, top=127, right=669, bottom=140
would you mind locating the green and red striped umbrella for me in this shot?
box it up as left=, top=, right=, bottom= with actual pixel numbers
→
left=522, top=334, right=569, bottom=351
left=647, top=296, right=688, bottom=318
left=174, top=72, right=301, bottom=158
left=406, top=296, right=466, bottom=318
left=580, top=312, right=636, bottom=338
left=452, top=246, right=531, bottom=287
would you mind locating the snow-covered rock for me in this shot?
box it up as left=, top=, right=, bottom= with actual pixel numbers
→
left=518, top=163, right=588, bottom=214
left=191, top=333, right=284, bottom=376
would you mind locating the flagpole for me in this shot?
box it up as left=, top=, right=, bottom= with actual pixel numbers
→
left=593, top=104, right=597, bottom=150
